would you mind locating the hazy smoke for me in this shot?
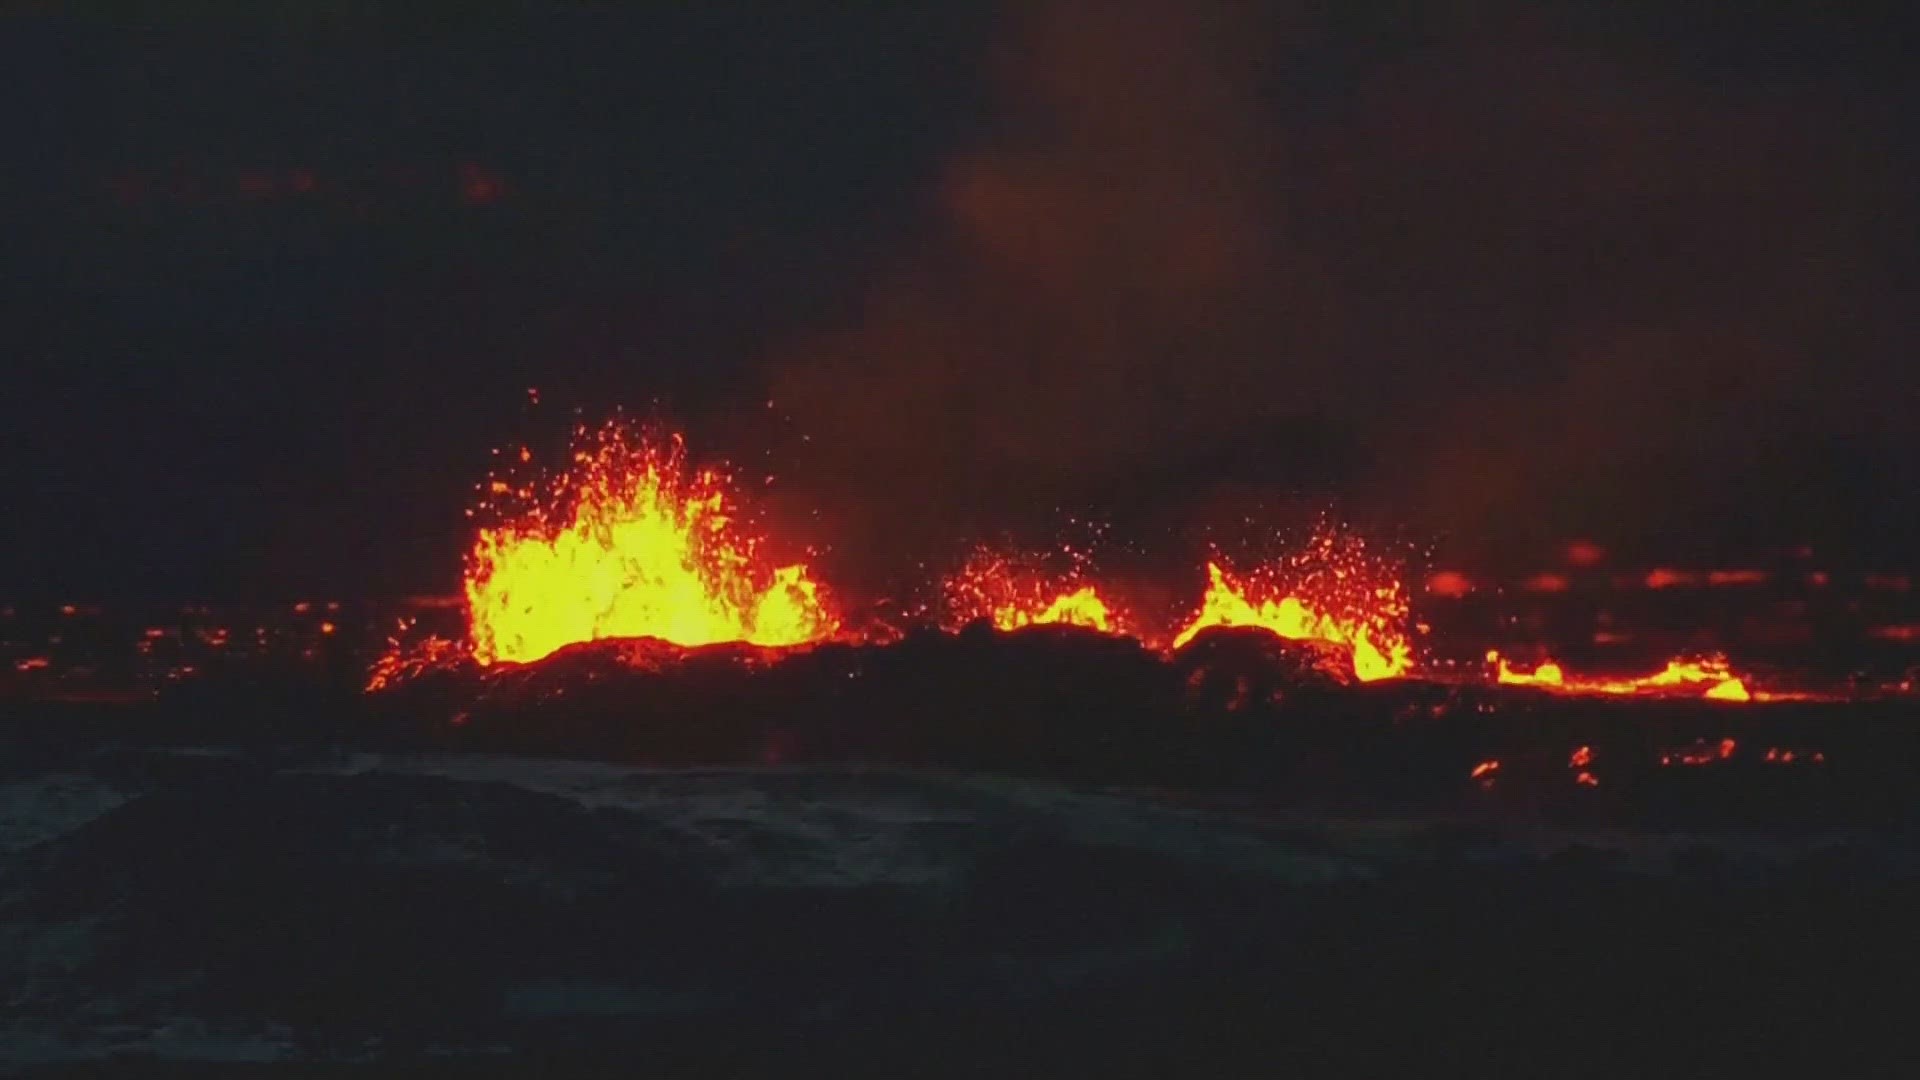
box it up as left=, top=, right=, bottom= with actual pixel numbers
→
left=766, top=0, right=1913, bottom=572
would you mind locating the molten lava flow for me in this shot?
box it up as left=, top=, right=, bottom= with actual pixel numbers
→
left=1492, top=654, right=1566, bottom=688
left=463, top=424, right=835, bottom=665
left=1171, top=540, right=1413, bottom=683
left=944, top=549, right=1123, bottom=634
left=1491, top=651, right=1752, bottom=702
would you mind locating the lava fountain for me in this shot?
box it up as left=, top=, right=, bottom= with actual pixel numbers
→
left=462, top=423, right=836, bottom=665
left=1171, top=533, right=1414, bottom=682
left=943, top=548, right=1126, bottom=634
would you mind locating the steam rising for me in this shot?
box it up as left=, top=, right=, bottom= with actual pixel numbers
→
left=766, top=1, right=1910, bottom=570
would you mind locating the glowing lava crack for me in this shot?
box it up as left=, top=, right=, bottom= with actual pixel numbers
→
left=1490, top=651, right=1752, bottom=702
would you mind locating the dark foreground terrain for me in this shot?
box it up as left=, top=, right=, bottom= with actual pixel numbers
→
left=6, top=749, right=1920, bottom=1077
left=3, top=627, right=1919, bottom=1076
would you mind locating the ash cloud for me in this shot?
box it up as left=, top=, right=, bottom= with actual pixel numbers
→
left=765, top=1, right=1915, bottom=572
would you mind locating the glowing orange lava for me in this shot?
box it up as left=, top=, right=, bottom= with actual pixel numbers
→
left=944, top=550, right=1123, bottom=634
left=462, top=424, right=836, bottom=665
left=1170, top=538, right=1413, bottom=682
left=366, top=627, right=464, bottom=691
left=1662, top=737, right=1738, bottom=766
left=1490, top=651, right=1751, bottom=701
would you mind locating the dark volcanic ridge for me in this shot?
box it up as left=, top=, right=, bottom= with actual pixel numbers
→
left=6, top=628, right=1920, bottom=1071
left=4, top=752, right=1919, bottom=1071
left=2, top=624, right=1906, bottom=829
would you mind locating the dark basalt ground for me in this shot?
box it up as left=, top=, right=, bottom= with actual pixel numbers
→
left=3, top=626, right=1919, bottom=1075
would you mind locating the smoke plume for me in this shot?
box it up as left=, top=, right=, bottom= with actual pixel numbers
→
left=766, top=0, right=1913, bottom=574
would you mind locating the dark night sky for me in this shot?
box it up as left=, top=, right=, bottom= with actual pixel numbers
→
left=3, top=1, right=1917, bottom=598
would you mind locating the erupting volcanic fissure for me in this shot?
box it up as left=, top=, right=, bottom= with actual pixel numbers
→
left=385, top=422, right=1425, bottom=683
left=1171, top=540, right=1414, bottom=682
left=1490, top=651, right=1753, bottom=702
left=943, top=548, right=1126, bottom=635
left=462, top=423, right=837, bottom=665
left=353, top=417, right=1846, bottom=707
left=439, top=421, right=1418, bottom=682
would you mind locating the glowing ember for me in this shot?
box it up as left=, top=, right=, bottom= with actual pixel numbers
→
left=1564, top=540, right=1606, bottom=566
left=1425, top=570, right=1474, bottom=598
left=1661, top=738, right=1738, bottom=767
left=944, top=549, right=1124, bottom=634
left=1171, top=540, right=1413, bottom=682
left=1470, top=759, right=1500, bottom=780
left=366, top=630, right=463, bottom=692
left=462, top=424, right=836, bottom=665
left=1524, top=572, right=1570, bottom=593
left=1490, top=651, right=1751, bottom=702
